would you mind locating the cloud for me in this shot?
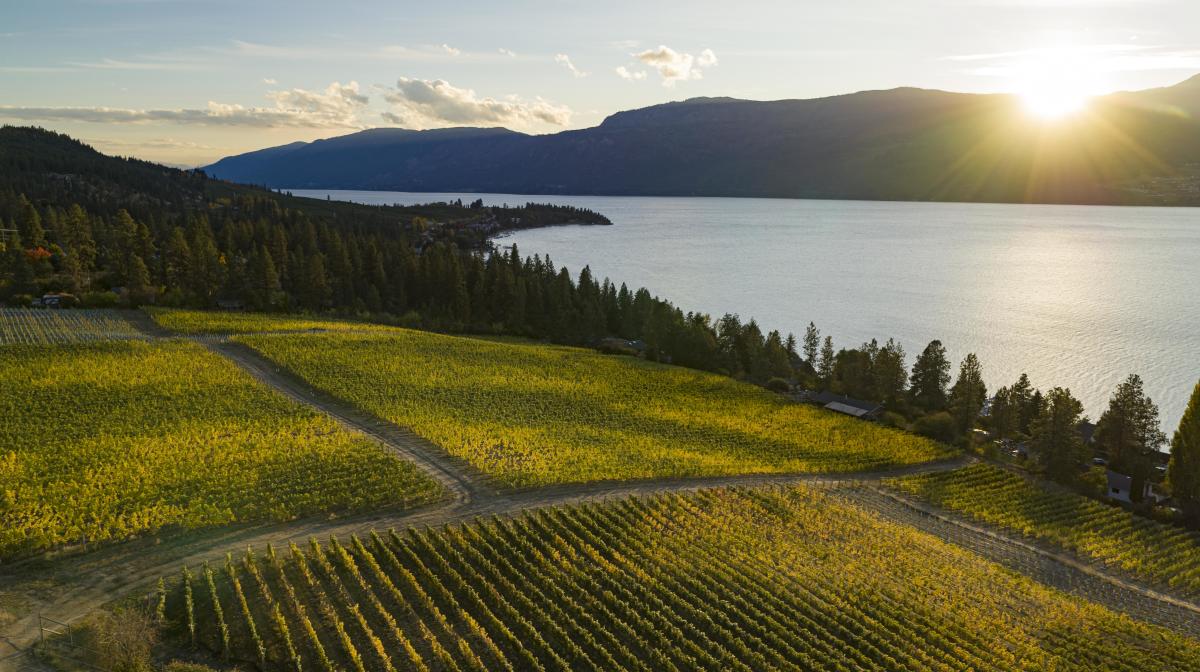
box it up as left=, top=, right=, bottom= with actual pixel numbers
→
left=65, top=56, right=208, bottom=72
left=948, top=43, right=1200, bottom=76
left=634, top=45, right=718, bottom=86
left=442, top=43, right=461, bottom=56
left=381, top=77, right=571, bottom=129
left=265, top=80, right=368, bottom=125
left=262, top=77, right=277, bottom=84
left=554, top=53, right=588, bottom=78
left=0, top=81, right=369, bottom=128
left=498, top=48, right=516, bottom=57
left=615, top=65, right=647, bottom=81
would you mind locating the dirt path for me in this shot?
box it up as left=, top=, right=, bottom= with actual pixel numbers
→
left=838, top=486, right=1200, bottom=639
left=3, top=320, right=1198, bottom=666
left=207, top=341, right=488, bottom=504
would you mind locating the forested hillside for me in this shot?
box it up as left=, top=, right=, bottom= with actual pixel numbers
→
left=0, top=126, right=794, bottom=378
left=206, top=77, right=1200, bottom=205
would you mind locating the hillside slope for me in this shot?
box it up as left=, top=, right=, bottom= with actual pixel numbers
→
left=205, top=78, right=1200, bottom=205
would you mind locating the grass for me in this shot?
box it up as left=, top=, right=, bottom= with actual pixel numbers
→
left=162, top=485, right=1200, bottom=672
left=0, top=340, right=443, bottom=560
left=886, top=463, right=1200, bottom=598
left=145, top=308, right=403, bottom=335
left=238, top=329, right=956, bottom=487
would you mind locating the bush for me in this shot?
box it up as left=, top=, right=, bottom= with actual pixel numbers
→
left=880, top=411, right=908, bottom=430
left=766, top=377, right=791, bottom=393
left=912, top=411, right=958, bottom=444
left=81, top=290, right=120, bottom=308
left=164, top=662, right=220, bottom=672
left=86, top=607, right=157, bottom=672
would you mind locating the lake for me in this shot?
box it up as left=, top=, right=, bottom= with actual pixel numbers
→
left=292, top=189, right=1200, bottom=433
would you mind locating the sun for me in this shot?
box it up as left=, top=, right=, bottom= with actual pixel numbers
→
left=1008, top=46, right=1102, bottom=121
left=1021, top=87, right=1089, bottom=120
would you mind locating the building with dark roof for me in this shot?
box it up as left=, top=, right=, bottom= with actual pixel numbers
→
left=811, top=391, right=884, bottom=421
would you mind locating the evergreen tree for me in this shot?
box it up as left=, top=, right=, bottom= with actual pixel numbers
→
left=764, top=330, right=793, bottom=380
left=61, top=204, right=96, bottom=291
left=948, top=353, right=987, bottom=436
left=3, top=231, right=35, bottom=297
left=873, top=338, right=908, bottom=407
left=1095, top=374, right=1167, bottom=501
left=803, top=322, right=820, bottom=370
left=1012, top=373, right=1037, bottom=434
left=126, top=254, right=154, bottom=305
left=163, top=227, right=192, bottom=291
left=909, top=340, right=951, bottom=413
left=989, top=386, right=1019, bottom=441
left=832, top=348, right=874, bottom=399
left=304, top=253, right=330, bottom=309
left=1031, top=387, right=1087, bottom=483
left=16, top=194, right=45, bottom=247
left=1167, top=381, right=1200, bottom=524
left=817, top=336, right=835, bottom=389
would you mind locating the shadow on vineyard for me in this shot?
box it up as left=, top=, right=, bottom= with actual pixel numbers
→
left=155, top=487, right=1200, bottom=672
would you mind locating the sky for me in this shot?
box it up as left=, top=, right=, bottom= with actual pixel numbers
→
left=2, top=0, right=1199, bottom=166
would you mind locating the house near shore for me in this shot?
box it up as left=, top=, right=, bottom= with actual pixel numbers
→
left=1105, top=469, right=1170, bottom=505
left=811, top=391, right=884, bottom=421
left=1106, top=470, right=1144, bottom=504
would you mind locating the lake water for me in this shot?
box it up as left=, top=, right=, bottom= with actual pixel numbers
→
left=293, top=189, right=1200, bottom=433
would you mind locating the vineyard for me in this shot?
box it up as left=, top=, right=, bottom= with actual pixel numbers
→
left=237, top=331, right=955, bottom=487
left=886, top=464, right=1200, bottom=599
left=147, top=308, right=404, bottom=336
left=0, top=340, right=444, bottom=559
left=0, top=307, right=145, bottom=345
left=161, top=485, right=1200, bottom=672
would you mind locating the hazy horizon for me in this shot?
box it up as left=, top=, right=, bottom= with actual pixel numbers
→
left=4, top=0, right=1200, bottom=165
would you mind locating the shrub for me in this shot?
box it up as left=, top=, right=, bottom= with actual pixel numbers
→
left=163, top=663, right=220, bottom=672
left=880, top=411, right=908, bottom=430
left=81, top=290, right=120, bottom=308
left=87, top=607, right=157, bottom=672
left=912, top=411, right=958, bottom=443
left=765, top=377, right=791, bottom=393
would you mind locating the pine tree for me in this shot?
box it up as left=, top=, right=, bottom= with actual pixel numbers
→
left=873, top=338, right=908, bottom=407
left=1167, top=380, right=1200, bottom=524
left=16, top=194, right=45, bottom=248
left=164, top=227, right=192, bottom=291
left=909, top=340, right=951, bottom=413
left=818, top=336, right=835, bottom=389
left=803, top=322, right=820, bottom=370
left=948, top=353, right=987, bottom=436
left=1095, top=374, right=1167, bottom=501
left=1031, top=387, right=1087, bottom=483
left=989, top=386, right=1018, bottom=441
left=305, top=253, right=331, bottom=309
left=1012, top=373, right=1037, bottom=434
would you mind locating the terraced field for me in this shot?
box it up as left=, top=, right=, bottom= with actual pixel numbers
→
left=0, top=339, right=443, bottom=559
left=163, top=485, right=1200, bottom=672
left=237, top=330, right=955, bottom=487
left=0, top=307, right=145, bottom=345
left=886, top=463, right=1200, bottom=599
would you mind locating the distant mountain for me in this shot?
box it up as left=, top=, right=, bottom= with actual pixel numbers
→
left=206, top=77, right=1200, bottom=205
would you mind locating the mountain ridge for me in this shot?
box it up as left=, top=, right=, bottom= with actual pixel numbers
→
left=205, top=78, right=1200, bottom=205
